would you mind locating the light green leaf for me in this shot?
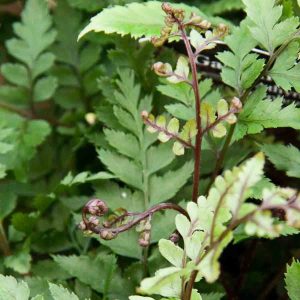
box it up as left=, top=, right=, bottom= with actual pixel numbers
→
left=175, top=214, right=190, bottom=239
left=261, top=144, right=300, bottom=178
left=269, top=41, right=300, bottom=92
left=191, top=289, right=203, bottom=300
left=243, top=0, right=299, bottom=53
left=167, top=56, right=189, bottom=84
left=4, top=248, right=31, bottom=274
left=197, top=232, right=233, bottom=282
left=167, top=118, right=180, bottom=135
left=49, top=283, right=79, bottom=300
left=234, top=86, right=300, bottom=140
left=149, top=160, right=193, bottom=205
left=0, top=164, right=6, bottom=179
left=139, top=267, right=187, bottom=298
left=0, top=275, right=30, bottom=300
left=285, top=260, right=300, bottom=300
left=79, top=1, right=209, bottom=39
left=159, top=239, right=184, bottom=268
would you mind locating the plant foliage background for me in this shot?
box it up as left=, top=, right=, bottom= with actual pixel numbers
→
left=0, top=0, right=299, bottom=299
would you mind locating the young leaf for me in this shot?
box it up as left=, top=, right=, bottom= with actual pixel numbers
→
left=49, top=283, right=79, bottom=300
left=4, top=248, right=32, bottom=274
left=261, top=144, right=300, bottom=178
left=139, top=267, right=187, bottom=298
left=167, top=56, right=190, bottom=84
left=285, top=260, right=300, bottom=300
left=243, top=0, right=299, bottom=53
left=159, top=239, right=184, bottom=268
left=0, top=275, right=30, bottom=300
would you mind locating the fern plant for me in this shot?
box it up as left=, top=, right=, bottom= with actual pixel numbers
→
left=0, top=0, right=299, bottom=299
left=78, top=0, right=300, bottom=299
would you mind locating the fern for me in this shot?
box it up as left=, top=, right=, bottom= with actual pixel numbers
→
left=234, top=86, right=300, bottom=140
left=216, top=21, right=265, bottom=95
left=94, top=69, right=193, bottom=255
left=52, top=0, right=102, bottom=111
left=243, top=0, right=299, bottom=53
left=132, top=154, right=299, bottom=299
left=0, top=0, right=57, bottom=106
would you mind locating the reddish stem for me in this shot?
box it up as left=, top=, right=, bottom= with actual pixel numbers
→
left=178, top=23, right=202, bottom=203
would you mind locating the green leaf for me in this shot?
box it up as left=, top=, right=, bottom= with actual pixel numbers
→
left=217, top=22, right=264, bottom=93
left=234, top=86, right=300, bottom=140
left=104, top=129, right=140, bottom=159
left=53, top=254, right=117, bottom=293
left=165, top=104, right=194, bottom=121
left=67, top=0, right=105, bottom=12
left=0, top=164, right=6, bottom=179
left=4, top=248, right=32, bottom=274
left=98, top=149, right=143, bottom=190
left=0, top=275, right=30, bottom=300
left=159, top=239, right=184, bottom=268
left=79, top=1, right=209, bottom=39
left=6, top=0, right=56, bottom=69
left=202, top=293, right=225, bottom=300
left=49, top=283, right=79, bottom=300
left=261, top=144, right=300, bottom=178
left=157, top=82, right=193, bottom=105
left=1, top=63, right=29, bottom=88
left=243, top=0, right=299, bottom=53
left=149, top=160, right=193, bottom=205
left=129, top=297, right=155, bottom=300
left=33, top=76, right=58, bottom=102
left=285, top=260, right=300, bottom=300
left=147, top=143, right=175, bottom=175
left=269, top=41, right=300, bottom=92
left=61, top=171, right=114, bottom=186
left=101, top=230, right=143, bottom=259
left=0, top=190, right=17, bottom=220
left=201, top=0, right=243, bottom=15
